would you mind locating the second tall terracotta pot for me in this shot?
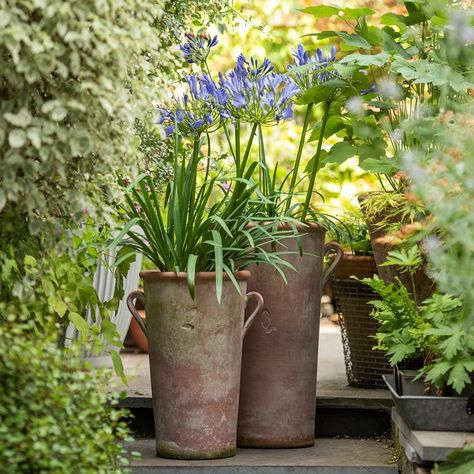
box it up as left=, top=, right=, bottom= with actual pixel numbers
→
left=237, top=224, right=343, bottom=448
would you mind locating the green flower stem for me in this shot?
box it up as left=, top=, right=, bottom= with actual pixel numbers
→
left=240, top=123, right=258, bottom=175
left=227, top=123, right=257, bottom=212
left=301, top=100, right=331, bottom=222
left=187, top=137, right=201, bottom=222
left=285, top=102, right=313, bottom=214
left=235, top=120, right=241, bottom=176
left=257, top=124, right=267, bottom=195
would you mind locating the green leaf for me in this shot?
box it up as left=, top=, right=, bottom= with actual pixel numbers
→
left=308, top=116, right=345, bottom=142
left=8, top=129, right=26, bottom=148
left=69, top=312, right=89, bottom=335
left=382, top=31, right=411, bottom=59
left=341, top=7, right=375, bottom=20
left=51, top=106, right=67, bottom=121
left=27, top=127, right=42, bottom=149
left=340, top=52, right=390, bottom=67
left=359, top=157, right=396, bottom=174
left=4, top=109, right=32, bottom=128
left=101, top=320, right=122, bottom=347
left=302, top=31, right=338, bottom=40
left=323, top=141, right=356, bottom=164
left=53, top=299, right=68, bottom=318
left=448, top=362, right=472, bottom=394
left=336, top=32, right=372, bottom=50
left=298, top=6, right=340, bottom=17
left=211, top=230, right=223, bottom=304
left=0, top=190, right=6, bottom=212
left=187, top=254, right=198, bottom=300
left=110, top=350, right=127, bottom=386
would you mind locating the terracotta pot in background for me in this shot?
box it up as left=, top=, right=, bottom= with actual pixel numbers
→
left=358, top=193, right=435, bottom=304
left=237, top=224, right=343, bottom=448
left=129, top=310, right=148, bottom=353
left=127, top=271, right=263, bottom=460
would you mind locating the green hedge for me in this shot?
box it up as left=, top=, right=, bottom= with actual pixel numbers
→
left=0, top=324, right=133, bottom=473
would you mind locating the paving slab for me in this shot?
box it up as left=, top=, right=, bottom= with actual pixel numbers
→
left=392, top=408, right=474, bottom=463
left=127, top=437, right=397, bottom=474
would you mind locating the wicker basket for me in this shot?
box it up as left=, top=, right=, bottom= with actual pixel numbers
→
left=330, top=254, right=392, bottom=388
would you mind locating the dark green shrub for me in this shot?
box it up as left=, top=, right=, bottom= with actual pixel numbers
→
left=0, top=323, right=133, bottom=473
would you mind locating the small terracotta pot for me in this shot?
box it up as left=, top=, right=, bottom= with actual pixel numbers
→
left=237, top=224, right=343, bottom=448
left=127, top=271, right=263, bottom=460
left=129, top=310, right=148, bottom=353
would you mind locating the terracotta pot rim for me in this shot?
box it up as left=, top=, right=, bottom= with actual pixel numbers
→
left=139, top=270, right=251, bottom=281
left=341, top=253, right=375, bottom=261
left=276, top=222, right=326, bottom=233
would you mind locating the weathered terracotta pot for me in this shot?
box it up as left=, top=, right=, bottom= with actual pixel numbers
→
left=358, top=193, right=435, bottom=304
left=237, top=224, right=343, bottom=448
left=127, top=271, right=263, bottom=459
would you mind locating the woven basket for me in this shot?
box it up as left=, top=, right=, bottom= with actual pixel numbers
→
left=330, top=255, right=392, bottom=388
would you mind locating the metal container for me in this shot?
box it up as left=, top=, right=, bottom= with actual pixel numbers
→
left=383, top=374, right=474, bottom=432
left=237, top=225, right=343, bottom=448
left=331, top=254, right=391, bottom=388
left=127, top=271, right=263, bottom=459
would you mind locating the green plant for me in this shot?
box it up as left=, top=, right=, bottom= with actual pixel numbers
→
left=0, top=225, right=134, bottom=380
left=406, top=104, right=474, bottom=323
left=360, top=269, right=471, bottom=394
left=434, top=443, right=474, bottom=474
left=0, top=322, right=134, bottom=473
left=328, top=211, right=372, bottom=255
left=116, top=131, right=298, bottom=303
left=421, top=296, right=474, bottom=394
left=299, top=1, right=473, bottom=193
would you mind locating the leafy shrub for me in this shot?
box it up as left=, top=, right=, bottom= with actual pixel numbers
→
left=0, top=0, right=166, bottom=234
left=0, top=0, right=230, bottom=233
left=0, top=322, right=132, bottom=473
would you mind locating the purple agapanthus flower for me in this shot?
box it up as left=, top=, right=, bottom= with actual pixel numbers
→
left=287, top=44, right=337, bottom=91
left=219, top=54, right=300, bottom=125
left=180, top=32, right=218, bottom=64
left=157, top=74, right=228, bottom=137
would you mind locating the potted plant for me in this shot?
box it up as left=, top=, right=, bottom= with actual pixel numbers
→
left=300, top=1, right=472, bottom=303
left=116, top=52, right=300, bottom=459
left=360, top=246, right=474, bottom=431
left=327, top=213, right=392, bottom=388
left=174, top=33, right=344, bottom=448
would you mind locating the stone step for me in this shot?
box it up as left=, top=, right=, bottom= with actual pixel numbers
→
left=127, top=438, right=397, bottom=474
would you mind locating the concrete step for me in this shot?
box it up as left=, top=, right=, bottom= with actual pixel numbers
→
left=127, top=438, right=397, bottom=474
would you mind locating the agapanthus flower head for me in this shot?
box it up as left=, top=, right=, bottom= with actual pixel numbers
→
left=287, top=44, right=337, bottom=92
left=180, top=32, right=218, bottom=64
left=158, top=74, right=227, bottom=137
left=219, top=54, right=299, bottom=125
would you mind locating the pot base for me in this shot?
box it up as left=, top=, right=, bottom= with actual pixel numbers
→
left=237, top=438, right=315, bottom=449
left=157, top=443, right=236, bottom=460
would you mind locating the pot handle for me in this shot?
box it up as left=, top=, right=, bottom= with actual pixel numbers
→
left=322, top=242, right=344, bottom=287
left=127, top=290, right=147, bottom=338
left=243, top=291, right=264, bottom=339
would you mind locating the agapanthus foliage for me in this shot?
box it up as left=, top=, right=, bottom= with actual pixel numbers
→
left=219, top=54, right=300, bottom=125
left=180, top=33, right=218, bottom=64
left=287, top=44, right=337, bottom=92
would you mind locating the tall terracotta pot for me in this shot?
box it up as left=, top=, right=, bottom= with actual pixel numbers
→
left=127, top=271, right=263, bottom=460
left=237, top=225, right=343, bottom=448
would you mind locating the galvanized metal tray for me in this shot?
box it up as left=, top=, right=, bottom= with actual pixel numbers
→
left=383, top=374, right=474, bottom=432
